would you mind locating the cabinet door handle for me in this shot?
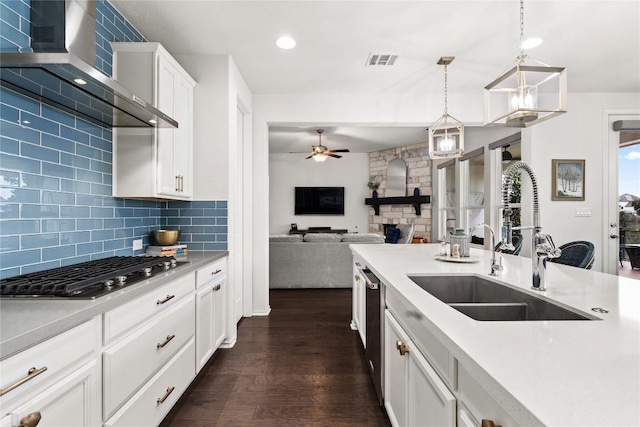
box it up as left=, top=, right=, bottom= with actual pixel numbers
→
left=157, top=294, right=175, bottom=305
left=157, top=386, right=175, bottom=404
left=355, top=275, right=360, bottom=281
left=180, top=175, right=184, bottom=192
left=18, top=412, right=42, bottom=427
left=156, top=334, right=176, bottom=349
left=175, top=175, right=180, bottom=192
left=481, top=420, right=502, bottom=427
left=396, top=340, right=410, bottom=356
left=0, top=366, right=48, bottom=396
left=213, top=284, right=221, bottom=292
left=212, top=269, right=222, bottom=275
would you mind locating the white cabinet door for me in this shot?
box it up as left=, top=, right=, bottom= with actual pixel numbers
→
left=195, top=277, right=225, bottom=372
left=156, top=54, right=178, bottom=198
left=9, top=359, right=100, bottom=427
left=384, top=310, right=409, bottom=427
left=407, top=338, right=456, bottom=427
left=213, top=279, right=225, bottom=349
left=173, top=74, right=193, bottom=198
left=385, top=309, right=456, bottom=427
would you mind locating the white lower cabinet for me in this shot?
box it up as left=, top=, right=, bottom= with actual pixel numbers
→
left=102, top=295, right=195, bottom=419
left=8, top=359, right=100, bottom=427
left=351, top=258, right=366, bottom=347
left=384, top=310, right=456, bottom=427
left=195, top=258, right=227, bottom=372
left=0, top=319, right=101, bottom=427
left=104, top=339, right=195, bottom=427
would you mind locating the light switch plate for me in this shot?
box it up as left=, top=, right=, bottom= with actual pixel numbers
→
left=132, top=239, right=143, bottom=250
left=575, top=207, right=592, bottom=217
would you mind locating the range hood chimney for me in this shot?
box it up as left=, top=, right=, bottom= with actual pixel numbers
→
left=0, top=0, right=177, bottom=129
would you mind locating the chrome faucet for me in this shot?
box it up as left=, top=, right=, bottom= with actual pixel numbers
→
left=471, top=223, right=502, bottom=276
left=502, top=161, right=561, bottom=291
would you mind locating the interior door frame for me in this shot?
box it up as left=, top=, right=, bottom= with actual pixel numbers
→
left=602, top=109, right=640, bottom=274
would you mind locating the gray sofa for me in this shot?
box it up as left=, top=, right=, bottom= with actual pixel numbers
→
left=269, top=233, right=385, bottom=289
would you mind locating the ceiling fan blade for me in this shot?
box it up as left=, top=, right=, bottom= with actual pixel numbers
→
left=329, top=149, right=350, bottom=153
left=329, top=153, right=342, bottom=158
left=305, top=154, right=314, bottom=159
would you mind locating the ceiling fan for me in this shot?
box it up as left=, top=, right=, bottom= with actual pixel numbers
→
left=292, top=129, right=350, bottom=162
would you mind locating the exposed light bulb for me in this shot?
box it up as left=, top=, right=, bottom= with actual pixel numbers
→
left=438, top=135, right=455, bottom=152
left=509, top=85, right=538, bottom=111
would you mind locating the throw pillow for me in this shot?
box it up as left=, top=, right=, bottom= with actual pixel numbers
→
left=269, top=234, right=303, bottom=242
left=303, top=233, right=342, bottom=243
left=341, top=233, right=385, bottom=243
left=385, top=227, right=401, bottom=244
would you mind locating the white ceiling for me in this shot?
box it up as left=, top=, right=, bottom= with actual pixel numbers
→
left=112, top=1, right=640, bottom=153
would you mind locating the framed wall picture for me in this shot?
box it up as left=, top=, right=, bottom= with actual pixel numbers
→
left=552, top=159, right=585, bottom=201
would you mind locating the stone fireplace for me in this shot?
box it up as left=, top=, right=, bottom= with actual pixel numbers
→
left=368, top=142, right=432, bottom=240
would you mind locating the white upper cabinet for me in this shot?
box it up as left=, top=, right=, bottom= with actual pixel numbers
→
left=111, top=42, right=196, bottom=200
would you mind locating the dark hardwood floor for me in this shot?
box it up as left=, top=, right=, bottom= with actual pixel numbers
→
left=161, top=289, right=390, bottom=426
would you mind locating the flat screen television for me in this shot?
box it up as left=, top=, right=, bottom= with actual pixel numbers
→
left=295, top=187, right=345, bottom=215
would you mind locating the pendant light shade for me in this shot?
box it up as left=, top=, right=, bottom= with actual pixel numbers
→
left=502, top=145, right=513, bottom=163
left=484, top=0, right=567, bottom=128
left=429, top=57, right=464, bottom=159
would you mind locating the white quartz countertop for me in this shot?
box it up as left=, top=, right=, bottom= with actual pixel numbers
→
left=350, top=243, right=640, bottom=427
left=0, top=251, right=227, bottom=360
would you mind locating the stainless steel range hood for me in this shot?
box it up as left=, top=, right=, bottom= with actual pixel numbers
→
left=0, top=0, right=177, bottom=129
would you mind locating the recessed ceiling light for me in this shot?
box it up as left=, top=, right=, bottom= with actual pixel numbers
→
left=74, top=78, right=87, bottom=85
left=276, top=36, right=296, bottom=50
left=520, top=37, right=543, bottom=50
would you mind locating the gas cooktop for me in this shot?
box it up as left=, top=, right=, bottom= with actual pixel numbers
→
left=0, top=256, right=187, bottom=299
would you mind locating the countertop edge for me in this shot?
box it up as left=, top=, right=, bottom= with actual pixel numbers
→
left=0, top=251, right=228, bottom=360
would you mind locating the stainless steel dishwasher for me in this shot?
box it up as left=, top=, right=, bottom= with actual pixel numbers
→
left=362, top=268, right=384, bottom=405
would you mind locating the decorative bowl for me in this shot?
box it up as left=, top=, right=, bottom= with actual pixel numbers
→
left=153, top=229, right=180, bottom=246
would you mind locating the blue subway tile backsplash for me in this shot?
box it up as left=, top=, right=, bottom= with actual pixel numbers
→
left=0, top=0, right=227, bottom=278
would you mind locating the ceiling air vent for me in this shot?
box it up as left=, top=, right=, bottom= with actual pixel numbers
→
left=366, top=53, right=398, bottom=66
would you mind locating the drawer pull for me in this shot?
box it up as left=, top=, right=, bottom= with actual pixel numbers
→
left=19, top=412, right=42, bottom=427
left=213, top=284, right=221, bottom=292
left=157, top=294, right=175, bottom=305
left=0, top=366, right=48, bottom=396
left=481, top=420, right=502, bottom=427
left=157, top=334, right=176, bottom=349
left=396, top=340, right=410, bottom=356
left=212, top=269, right=222, bottom=275
left=157, top=386, right=175, bottom=404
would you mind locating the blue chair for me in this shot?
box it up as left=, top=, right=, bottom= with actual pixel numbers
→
left=549, top=241, right=595, bottom=269
left=495, top=234, right=523, bottom=256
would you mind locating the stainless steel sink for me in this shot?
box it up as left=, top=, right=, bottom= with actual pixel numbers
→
left=408, top=275, right=594, bottom=321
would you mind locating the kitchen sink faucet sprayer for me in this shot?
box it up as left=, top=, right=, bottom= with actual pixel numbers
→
left=470, top=223, right=502, bottom=276
left=502, top=161, right=561, bottom=291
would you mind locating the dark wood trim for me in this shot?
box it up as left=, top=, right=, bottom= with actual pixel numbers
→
left=460, top=147, right=484, bottom=161
left=488, top=132, right=521, bottom=150
left=437, top=159, right=456, bottom=169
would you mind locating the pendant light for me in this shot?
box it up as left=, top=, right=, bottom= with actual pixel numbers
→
left=484, top=0, right=567, bottom=127
left=429, top=56, right=464, bottom=159
left=502, top=145, right=513, bottom=163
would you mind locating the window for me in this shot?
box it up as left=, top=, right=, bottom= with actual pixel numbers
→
left=496, top=141, right=522, bottom=238
left=461, top=149, right=485, bottom=244
left=438, top=160, right=456, bottom=240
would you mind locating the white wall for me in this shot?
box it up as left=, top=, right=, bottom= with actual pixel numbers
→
left=269, top=153, right=369, bottom=234
left=523, top=92, right=640, bottom=271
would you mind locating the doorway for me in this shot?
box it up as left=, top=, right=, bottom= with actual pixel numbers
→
left=605, top=113, right=640, bottom=276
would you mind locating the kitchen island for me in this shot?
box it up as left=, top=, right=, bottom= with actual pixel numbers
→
left=350, top=243, right=640, bottom=426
